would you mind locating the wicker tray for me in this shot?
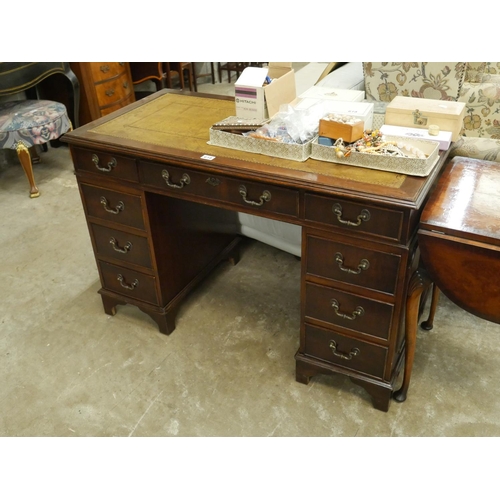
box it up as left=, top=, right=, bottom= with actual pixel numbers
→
left=310, top=135, right=440, bottom=176
left=209, top=128, right=313, bottom=162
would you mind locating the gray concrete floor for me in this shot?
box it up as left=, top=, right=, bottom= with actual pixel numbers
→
left=2, top=70, right=500, bottom=439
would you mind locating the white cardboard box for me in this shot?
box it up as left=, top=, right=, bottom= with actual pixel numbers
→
left=294, top=86, right=364, bottom=110
left=380, top=124, right=452, bottom=150
left=234, top=63, right=296, bottom=121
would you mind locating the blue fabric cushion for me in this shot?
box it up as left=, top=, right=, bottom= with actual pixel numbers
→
left=0, top=99, right=71, bottom=149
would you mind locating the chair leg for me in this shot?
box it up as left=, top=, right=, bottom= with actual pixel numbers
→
left=178, top=67, right=185, bottom=90
left=29, top=145, right=41, bottom=164
left=165, top=63, right=173, bottom=88
left=190, top=64, right=197, bottom=92
left=16, top=142, right=40, bottom=198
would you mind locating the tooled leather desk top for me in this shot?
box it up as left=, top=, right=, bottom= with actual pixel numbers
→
left=60, top=90, right=455, bottom=209
left=89, top=92, right=406, bottom=189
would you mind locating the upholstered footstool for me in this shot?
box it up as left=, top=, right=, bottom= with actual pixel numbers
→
left=0, top=99, right=72, bottom=197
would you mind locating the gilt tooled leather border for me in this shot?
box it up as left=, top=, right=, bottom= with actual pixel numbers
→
left=90, top=93, right=405, bottom=188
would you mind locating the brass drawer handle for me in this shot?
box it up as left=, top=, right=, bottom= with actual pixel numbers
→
left=334, top=252, right=370, bottom=274
left=100, top=65, right=110, bottom=73
left=239, top=185, right=271, bottom=206
left=332, top=203, right=370, bottom=227
left=100, top=196, right=124, bottom=214
left=162, top=169, right=190, bottom=189
left=92, top=154, right=116, bottom=172
left=117, top=274, right=138, bottom=290
left=123, top=81, right=129, bottom=89
left=105, top=88, right=115, bottom=97
left=329, top=340, right=360, bottom=361
left=331, top=299, right=364, bottom=321
left=109, top=237, right=132, bottom=254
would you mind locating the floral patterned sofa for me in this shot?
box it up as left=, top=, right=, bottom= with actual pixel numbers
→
left=321, top=62, right=500, bottom=162
left=363, top=62, right=500, bottom=161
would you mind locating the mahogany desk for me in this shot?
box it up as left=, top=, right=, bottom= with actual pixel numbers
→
left=62, top=90, right=450, bottom=411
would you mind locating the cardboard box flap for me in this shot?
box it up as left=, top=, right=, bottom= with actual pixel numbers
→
left=236, top=66, right=268, bottom=86
left=268, top=62, right=293, bottom=69
left=265, top=71, right=296, bottom=117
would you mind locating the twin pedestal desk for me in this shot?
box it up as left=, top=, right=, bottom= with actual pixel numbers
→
left=63, top=90, right=451, bottom=412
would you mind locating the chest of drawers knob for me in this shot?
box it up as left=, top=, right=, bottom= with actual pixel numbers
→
left=162, top=169, right=191, bottom=189
left=92, top=154, right=117, bottom=172
left=334, top=252, right=370, bottom=274
left=329, top=340, right=360, bottom=361
left=100, top=196, right=124, bottom=214
left=332, top=202, right=371, bottom=227
left=239, top=185, right=271, bottom=206
left=109, top=237, right=132, bottom=254
left=331, top=299, right=364, bottom=321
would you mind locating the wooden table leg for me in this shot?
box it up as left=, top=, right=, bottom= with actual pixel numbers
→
left=421, top=283, right=440, bottom=330
left=394, top=267, right=431, bottom=403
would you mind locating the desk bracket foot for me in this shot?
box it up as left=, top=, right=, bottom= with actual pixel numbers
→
left=349, top=378, right=392, bottom=412
left=138, top=306, right=177, bottom=335
left=101, top=294, right=127, bottom=316
left=295, top=354, right=392, bottom=411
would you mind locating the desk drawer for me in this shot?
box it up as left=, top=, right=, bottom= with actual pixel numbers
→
left=73, top=147, right=138, bottom=182
left=305, top=234, right=401, bottom=295
left=90, top=223, right=152, bottom=269
left=303, top=323, right=388, bottom=378
left=140, top=161, right=299, bottom=217
left=99, top=261, right=158, bottom=305
left=304, top=282, right=394, bottom=341
left=304, top=193, right=404, bottom=242
left=80, top=183, right=145, bottom=230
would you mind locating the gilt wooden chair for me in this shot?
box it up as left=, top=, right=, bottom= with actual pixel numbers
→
left=0, top=99, right=72, bottom=198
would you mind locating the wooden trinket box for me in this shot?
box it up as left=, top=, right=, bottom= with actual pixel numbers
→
left=385, top=96, right=465, bottom=142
